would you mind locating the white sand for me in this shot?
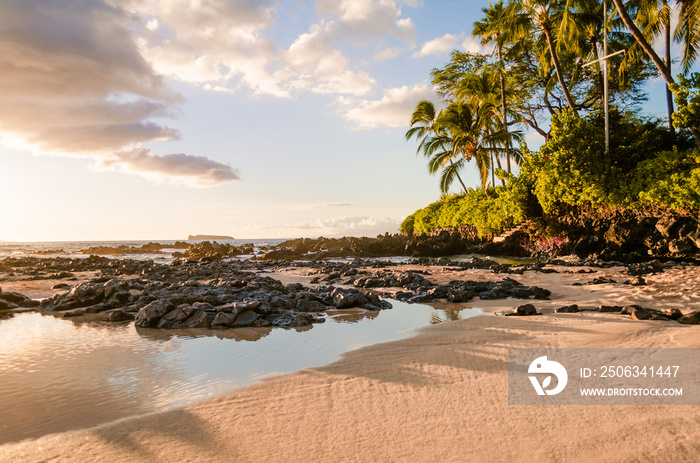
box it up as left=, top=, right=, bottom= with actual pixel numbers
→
left=2, top=264, right=700, bottom=462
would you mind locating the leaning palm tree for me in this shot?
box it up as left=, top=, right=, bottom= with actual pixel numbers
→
left=455, top=70, right=507, bottom=186
left=436, top=101, right=522, bottom=193
left=406, top=100, right=468, bottom=194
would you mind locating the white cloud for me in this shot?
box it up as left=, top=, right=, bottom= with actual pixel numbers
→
left=296, top=203, right=353, bottom=210
left=254, top=216, right=400, bottom=238
left=100, top=145, right=240, bottom=186
left=0, top=0, right=238, bottom=186
left=374, top=47, right=401, bottom=62
left=413, top=33, right=482, bottom=58
left=131, top=0, right=285, bottom=96
left=130, top=0, right=416, bottom=98
left=283, top=24, right=376, bottom=96
left=344, top=84, right=438, bottom=129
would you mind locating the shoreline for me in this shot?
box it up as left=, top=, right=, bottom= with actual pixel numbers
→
left=2, top=310, right=699, bottom=462
left=2, top=253, right=700, bottom=461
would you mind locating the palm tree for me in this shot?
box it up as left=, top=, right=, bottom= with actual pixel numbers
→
left=611, top=0, right=700, bottom=146
left=406, top=100, right=468, bottom=194
left=473, top=0, right=516, bottom=173
left=507, top=0, right=581, bottom=116
left=455, top=71, right=503, bottom=187
left=630, top=0, right=675, bottom=134
left=674, top=0, right=700, bottom=71
left=437, top=101, right=522, bottom=192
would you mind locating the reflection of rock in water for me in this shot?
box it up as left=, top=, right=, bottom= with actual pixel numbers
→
left=426, top=302, right=473, bottom=325
left=327, top=308, right=380, bottom=323
left=135, top=325, right=274, bottom=342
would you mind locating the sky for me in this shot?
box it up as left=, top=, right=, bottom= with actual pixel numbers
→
left=0, top=0, right=676, bottom=241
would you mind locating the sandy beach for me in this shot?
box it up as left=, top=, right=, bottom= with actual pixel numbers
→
left=2, top=263, right=700, bottom=462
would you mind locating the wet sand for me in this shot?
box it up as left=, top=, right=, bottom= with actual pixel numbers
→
left=2, top=264, right=700, bottom=462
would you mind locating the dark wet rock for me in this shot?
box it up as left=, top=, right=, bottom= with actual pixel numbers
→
left=52, top=283, right=71, bottom=290
left=669, top=238, right=696, bottom=255
left=211, top=312, right=237, bottom=329
left=596, top=305, right=624, bottom=313
left=506, top=303, right=539, bottom=316
left=354, top=271, right=434, bottom=290
left=84, top=303, right=109, bottom=314
left=629, top=306, right=670, bottom=321
left=618, top=305, right=669, bottom=320
left=555, top=304, right=580, bottom=313
left=0, top=291, right=39, bottom=308
left=655, top=217, right=683, bottom=238
left=678, top=311, right=700, bottom=324
left=266, top=310, right=320, bottom=328
left=572, top=235, right=600, bottom=258
left=233, top=310, right=260, bottom=326
left=627, top=260, right=665, bottom=276
left=0, top=299, right=18, bottom=310
left=135, top=300, right=175, bottom=328
left=663, top=308, right=683, bottom=320
left=367, top=274, right=549, bottom=304
left=294, top=299, right=329, bottom=312
left=332, top=289, right=370, bottom=309
left=60, top=307, right=87, bottom=318
left=184, top=309, right=212, bottom=328
left=623, top=276, right=646, bottom=286
left=587, top=277, right=617, bottom=285
left=157, top=309, right=189, bottom=329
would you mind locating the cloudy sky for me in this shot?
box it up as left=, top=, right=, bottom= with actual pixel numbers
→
left=0, top=0, right=672, bottom=241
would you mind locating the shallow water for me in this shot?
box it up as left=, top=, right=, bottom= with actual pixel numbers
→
left=0, top=302, right=481, bottom=444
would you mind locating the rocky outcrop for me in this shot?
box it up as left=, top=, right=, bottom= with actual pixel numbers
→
left=545, top=210, right=700, bottom=262
left=353, top=271, right=551, bottom=304
left=172, top=241, right=253, bottom=260
left=34, top=268, right=391, bottom=330
left=0, top=288, right=40, bottom=310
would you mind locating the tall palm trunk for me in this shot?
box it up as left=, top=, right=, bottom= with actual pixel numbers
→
left=543, top=26, right=579, bottom=116
left=498, top=42, right=512, bottom=174
left=664, top=3, right=676, bottom=139
left=611, top=0, right=700, bottom=147
left=450, top=159, right=468, bottom=194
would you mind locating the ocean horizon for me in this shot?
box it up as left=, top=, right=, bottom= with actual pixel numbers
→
left=0, top=238, right=290, bottom=259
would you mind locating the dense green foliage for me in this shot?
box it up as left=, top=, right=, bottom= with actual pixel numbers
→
left=403, top=0, right=700, bottom=237
left=633, top=149, right=700, bottom=209
left=671, top=73, right=700, bottom=133
left=400, top=173, right=528, bottom=237
left=403, top=110, right=700, bottom=236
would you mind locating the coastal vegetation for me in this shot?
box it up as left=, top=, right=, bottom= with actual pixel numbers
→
left=403, top=0, right=700, bottom=239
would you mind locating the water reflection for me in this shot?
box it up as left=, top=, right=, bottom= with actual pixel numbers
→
left=0, top=301, right=482, bottom=444
left=135, top=326, right=274, bottom=342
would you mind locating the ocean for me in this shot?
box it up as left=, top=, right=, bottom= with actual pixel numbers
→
left=0, top=239, right=289, bottom=260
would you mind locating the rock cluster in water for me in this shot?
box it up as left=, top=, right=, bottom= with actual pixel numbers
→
left=352, top=271, right=551, bottom=303
left=35, top=266, right=391, bottom=330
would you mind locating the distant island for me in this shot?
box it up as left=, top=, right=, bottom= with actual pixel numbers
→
left=188, top=235, right=234, bottom=240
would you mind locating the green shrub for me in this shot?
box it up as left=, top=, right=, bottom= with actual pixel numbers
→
left=632, top=149, right=700, bottom=209
left=402, top=111, right=700, bottom=237
left=529, top=110, right=612, bottom=213
left=400, top=177, right=528, bottom=237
